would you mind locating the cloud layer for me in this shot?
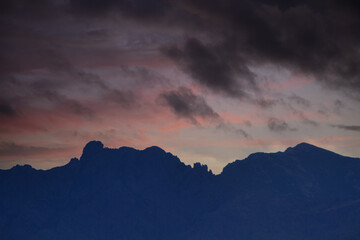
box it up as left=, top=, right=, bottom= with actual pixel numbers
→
left=0, top=0, right=360, bottom=172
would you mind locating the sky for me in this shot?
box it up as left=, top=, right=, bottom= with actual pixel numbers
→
left=0, top=0, right=360, bottom=173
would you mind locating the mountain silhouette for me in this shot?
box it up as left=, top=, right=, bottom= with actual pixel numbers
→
left=1, top=141, right=360, bottom=240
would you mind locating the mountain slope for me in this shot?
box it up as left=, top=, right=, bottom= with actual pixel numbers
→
left=193, top=142, right=360, bottom=240
left=1, top=141, right=360, bottom=240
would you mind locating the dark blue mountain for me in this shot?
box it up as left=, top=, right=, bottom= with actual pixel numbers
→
left=1, top=141, right=360, bottom=239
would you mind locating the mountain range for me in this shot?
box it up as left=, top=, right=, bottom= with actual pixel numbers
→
left=1, top=141, right=360, bottom=240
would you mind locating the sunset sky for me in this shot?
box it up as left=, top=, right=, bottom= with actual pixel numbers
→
left=1, top=0, right=359, bottom=173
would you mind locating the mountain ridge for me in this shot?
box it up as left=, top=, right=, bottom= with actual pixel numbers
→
left=5, top=141, right=355, bottom=174
left=1, top=141, right=360, bottom=240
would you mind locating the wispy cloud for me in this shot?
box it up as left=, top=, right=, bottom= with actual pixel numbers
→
left=268, top=118, right=297, bottom=133
left=331, top=124, right=360, bottom=132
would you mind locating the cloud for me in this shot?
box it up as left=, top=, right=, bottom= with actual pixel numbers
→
left=159, top=87, right=250, bottom=138
left=168, top=0, right=360, bottom=98
left=71, top=0, right=169, bottom=20
left=164, top=38, right=256, bottom=98
left=300, top=115, right=318, bottom=127
left=105, top=90, right=136, bottom=108
left=331, top=124, right=360, bottom=132
left=0, top=102, right=17, bottom=117
left=0, top=142, right=65, bottom=157
left=288, top=94, right=311, bottom=108
left=3, top=0, right=360, bottom=98
left=333, top=99, right=345, bottom=114
left=216, top=122, right=250, bottom=138
left=0, top=0, right=359, bottom=169
left=268, top=118, right=297, bottom=132
left=159, top=87, right=220, bottom=124
left=3, top=0, right=360, bottom=100
left=41, top=50, right=109, bottom=91
left=274, top=97, right=318, bottom=127
left=40, top=91, right=93, bottom=118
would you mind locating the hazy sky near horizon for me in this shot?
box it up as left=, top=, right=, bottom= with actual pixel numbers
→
left=1, top=0, right=360, bottom=173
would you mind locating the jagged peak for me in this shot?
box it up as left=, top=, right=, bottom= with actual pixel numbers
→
left=67, top=157, right=80, bottom=166
left=79, top=142, right=171, bottom=165
left=83, top=140, right=104, bottom=153
left=193, top=162, right=207, bottom=170
left=80, top=141, right=104, bottom=160
left=193, top=162, right=213, bottom=175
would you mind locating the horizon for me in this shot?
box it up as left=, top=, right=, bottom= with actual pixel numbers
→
left=2, top=140, right=357, bottom=174
left=1, top=0, right=360, bottom=175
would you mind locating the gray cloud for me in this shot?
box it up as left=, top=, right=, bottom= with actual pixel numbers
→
left=301, top=116, right=318, bottom=127
left=164, top=38, right=256, bottom=98
left=216, top=122, right=250, bottom=138
left=171, top=0, right=360, bottom=98
left=268, top=118, right=297, bottom=132
left=333, top=99, right=345, bottom=114
left=159, top=87, right=220, bottom=124
left=288, top=94, right=311, bottom=108
left=0, top=142, right=65, bottom=157
left=41, top=50, right=109, bottom=91
left=2, top=0, right=360, bottom=100
left=275, top=98, right=318, bottom=127
left=331, top=124, right=360, bottom=132
left=71, top=0, right=169, bottom=21
left=105, top=90, right=137, bottom=108
left=41, top=91, right=93, bottom=117
left=160, top=87, right=250, bottom=137
left=0, top=102, right=17, bottom=117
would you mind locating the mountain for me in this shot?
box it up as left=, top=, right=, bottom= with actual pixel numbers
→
left=1, top=141, right=360, bottom=240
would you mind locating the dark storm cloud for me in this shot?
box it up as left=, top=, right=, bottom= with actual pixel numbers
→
left=71, top=0, right=169, bottom=20
left=159, top=87, right=220, bottom=124
left=268, top=118, right=296, bottom=132
left=1, top=0, right=360, bottom=135
left=0, top=0, right=53, bottom=15
left=164, top=38, right=256, bottom=98
left=0, top=102, right=17, bottom=117
left=2, top=0, right=360, bottom=99
left=155, top=0, right=360, bottom=99
left=180, top=0, right=360, bottom=97
left=331, top=124, right=360, bottom=132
